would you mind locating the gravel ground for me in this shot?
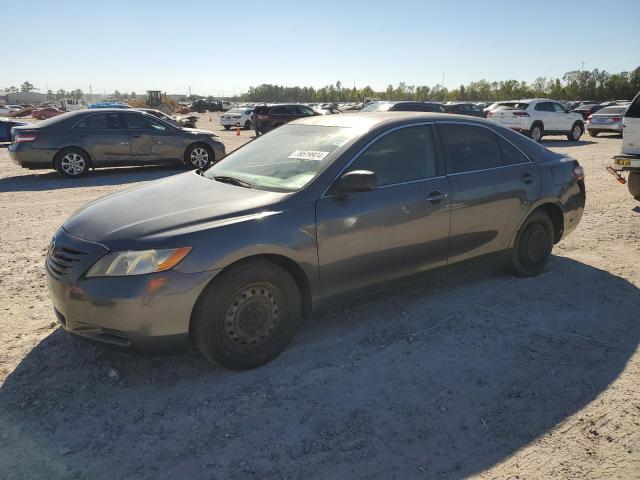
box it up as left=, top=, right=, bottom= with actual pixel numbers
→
left=0, top=113, right=638, bottom=479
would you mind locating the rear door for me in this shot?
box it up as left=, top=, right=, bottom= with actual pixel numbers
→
left=533, top=102, right=556, bottom=130
left=437, top=122, right=541, bottom=264
left=124, top=112, right=183, bottom=163
left=622, top=92, right=640, bottom=155
left=72, top=112, right=130, bottom=165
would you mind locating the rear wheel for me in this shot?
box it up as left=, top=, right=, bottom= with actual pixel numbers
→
left=567, top=122, right=583, bottom=141
left=184, top=143, right=212, bottom=169
left=54, top=148, right=90, bottom=178
left=528, top=123, right=543, bottom=143
left=588, top=130, right=599, bottom=137
left=510, top=210, right=554, bottom=277
left=244, top=120, right=252, bottom=130
left=192, top=260, right=301, bottom=370
left=628, top=172, right=640, bottom=199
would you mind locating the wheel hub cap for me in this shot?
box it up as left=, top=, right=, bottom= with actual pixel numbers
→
left=190, top=148, right=209, bottom=167
left=61, top=153, right=85, bottom=175
left=224, top=285, right=279, bottom=349
left=527, top=229, right=547, bottom=263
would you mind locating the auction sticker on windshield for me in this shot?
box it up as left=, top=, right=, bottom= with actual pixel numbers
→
left=288, top=150, right=330, bottom=161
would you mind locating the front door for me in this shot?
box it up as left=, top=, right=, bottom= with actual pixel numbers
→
left=124, top=112, right=182, bottom=163
left=437, top=122, right=541, bottom=264
left=316, top=124, right=451, bottom=301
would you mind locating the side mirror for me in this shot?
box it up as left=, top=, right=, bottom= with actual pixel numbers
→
left=334, top=170, right=378, bottom=194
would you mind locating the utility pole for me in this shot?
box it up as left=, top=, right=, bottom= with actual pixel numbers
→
left=580, top=61, right=586, bottom=99
left=442, top=72, right=445, bottom=87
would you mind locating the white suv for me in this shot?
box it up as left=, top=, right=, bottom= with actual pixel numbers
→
left=488, top=98, right=584, bottom=142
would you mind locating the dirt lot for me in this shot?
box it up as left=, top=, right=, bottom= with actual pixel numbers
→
left=0, top=113, right=638, bottom=479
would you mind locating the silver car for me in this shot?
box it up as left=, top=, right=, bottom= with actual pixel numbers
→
left=586, top=105, right=627, bottom=137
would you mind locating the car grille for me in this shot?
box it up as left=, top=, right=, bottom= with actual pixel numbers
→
left=46, top=245, right=87, bottom=277
left=45, top=228, right=107, bottom=280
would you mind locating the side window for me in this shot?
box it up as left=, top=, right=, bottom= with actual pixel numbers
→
left=552, top=103, right=567, bottom=113
left=75, top=113, right=123, bottom=129
left=535, top=102, right=553, bottom=112
left=344, top=126, right=437, bottom=186
left=293, top=105, right=315, bottom=115
left=438, top=123, right=502, bottom=173
left=270, top=106, right=289, bottom=115
left=498, top=136, right=530, bottom=166
left=469, top=104, right=481, bottom=112
left=125, top=114, right=167, bottom=131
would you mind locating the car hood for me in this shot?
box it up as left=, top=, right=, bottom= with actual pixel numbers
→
left=63, top=172, right=285, bottom=247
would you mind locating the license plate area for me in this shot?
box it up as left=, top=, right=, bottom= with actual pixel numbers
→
left=615, top=158, right=631, bottom=166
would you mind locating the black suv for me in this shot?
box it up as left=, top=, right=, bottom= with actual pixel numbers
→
left=253, top=104, right=319, bottom=135
left=442, top=102, right=484, bottom=117
left=361, top=101, right=444, bottom=113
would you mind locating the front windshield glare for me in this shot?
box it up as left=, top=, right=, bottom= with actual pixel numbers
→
left=204, top=124, right=360, bottom=192
left=361, top=102, right=392, bottom=112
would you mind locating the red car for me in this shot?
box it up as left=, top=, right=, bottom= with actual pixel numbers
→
left=32, top=107, right=64, bottom=120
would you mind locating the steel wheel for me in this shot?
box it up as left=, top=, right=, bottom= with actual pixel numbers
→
left=223, top=283, right=279, bottom=351
left=189, top=147, right=209, bottom=168
left=60, top=152, right=86, bottom=176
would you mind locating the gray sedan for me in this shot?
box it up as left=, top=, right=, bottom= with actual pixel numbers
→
left=9, top=109, right=225, bottom=177
left=45, top=112, right=585, bottom=369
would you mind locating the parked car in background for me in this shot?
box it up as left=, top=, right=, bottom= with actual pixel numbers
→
left=32, top=106, right=64, bottom=120
left=220, top=107, right=254, bottom=130
left=253, top=103, right=319, bottom=135
left=190, top=99, right=220, bottom=113
left=586, top=105, right=627, bottom=137
left=89, top=102, right=131, bottom=109
left=9, top=109, right=225, bottom=178
left=442, top=102, right=484, bottom=117
left=488, top=99, right=584, bottom=142
left=0, top=118, right=30, bottom=142
left=483, top=101, right=518, bottom=118
left=609, top=91, right=640, bottom=198
left=361, top=101, right=444, bottom=112
left=60, top=98, right=89, bottom=111
left=136, top=108, right=198, bottom=128
left=221, top=101, right=232, bottom=111
left=314, top=103, right=342, bottom=115
left=44, top=112, right=585, bottom=370
left=573, top=103, right=604, bottom=120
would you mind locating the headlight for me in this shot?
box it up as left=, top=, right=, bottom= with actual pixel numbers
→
left=86, top=247, right=192, bottom=277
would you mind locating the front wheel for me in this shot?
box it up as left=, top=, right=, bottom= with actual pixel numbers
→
left=192, top=260, right=301, bottom=370
left=184, top=143, right=213, bottom=169
left=54, top=148, right=90, bottom=178
left=567, top=123, right=583, bottom=141
left=244, top=120, right=252, bottom=130
left=509, top=210, right=554, bottom=277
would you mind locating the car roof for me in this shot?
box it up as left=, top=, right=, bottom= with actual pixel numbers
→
left=292, top=111, right=491, bottom=129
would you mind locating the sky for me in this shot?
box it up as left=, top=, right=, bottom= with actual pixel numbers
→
left=3, top=0, right=639, bottom=96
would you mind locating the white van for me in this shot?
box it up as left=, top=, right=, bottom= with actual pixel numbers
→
left=60, top=98, right=88, bottom=112
left=610, top=91, right=640, bottom=198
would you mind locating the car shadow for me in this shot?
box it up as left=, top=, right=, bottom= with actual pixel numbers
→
left=542, top=139, right=596, bottom=147
left=0, top=165, right=186, bottom=193
left=0, top=256, right=638, bottom=479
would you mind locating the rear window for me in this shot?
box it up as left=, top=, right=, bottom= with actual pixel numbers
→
left=498, top=102, right=529, bottom=111
left=253, top=105, right=270, bottom=115
left=597, top=106, right=626, bottom=115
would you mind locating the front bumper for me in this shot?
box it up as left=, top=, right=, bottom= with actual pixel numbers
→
left=46, top=228, right=220, bottom=351
left=611, top=154, right=640, bottom=172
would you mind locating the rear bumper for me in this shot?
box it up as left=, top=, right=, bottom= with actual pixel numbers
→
left=611, top=154, right=640, bottom=171
left=587, top=121, right=622, bottom=133
left=8, top=143, right=57, bottom=169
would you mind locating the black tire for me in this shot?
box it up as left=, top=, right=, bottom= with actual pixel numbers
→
left=588, top=130, right=599, bottom=137
left=192, top=260, right=301, bottom=370
left=54, top=147, right=91, bottom=178
left=224, top=126, right=231, bottom=131
left=509, top=210, right=554, bottom=277
left=184, top=143, right=213, bottom=169
left=254, top=129, right=261, bottom=137
left=567, top=122, right=583, bottom=141
left=628, top=172, right=640, bottom=199
left=528, top=123, right=543, bottom=143
left=244, top=120, right=251, bottom=130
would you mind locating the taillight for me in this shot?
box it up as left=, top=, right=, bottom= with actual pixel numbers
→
left=487, top=111, right=494, bottom=117
left=573, top=164, right=585, bottom=182
left=513, top=111, right=529, bottom=117
left=257, top=114, right=269, bottom=120
left=14, top=134, right=37, bottom=143
left=611, top=116, right=622, bottom=122
left=587, top=115, right=593, bottom=121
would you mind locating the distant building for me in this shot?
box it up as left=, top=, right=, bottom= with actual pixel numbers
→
left=3, top=91, right=47, bottom=104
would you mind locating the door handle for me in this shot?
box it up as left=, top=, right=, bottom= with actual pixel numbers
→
left=521, top=173, right=535, bottom=183
left=426, top=190, right=448, bottom=203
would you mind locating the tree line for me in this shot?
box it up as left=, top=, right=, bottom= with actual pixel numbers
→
left=240, top=67, right=640, bottom=103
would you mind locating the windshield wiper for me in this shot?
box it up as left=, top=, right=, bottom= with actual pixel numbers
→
left=212, top=175, right=255, bottom=189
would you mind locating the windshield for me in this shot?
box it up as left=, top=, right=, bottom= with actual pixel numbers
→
left=361, top=102, right=393, bottom=112
left=204, top=124, right=361, bottom=192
